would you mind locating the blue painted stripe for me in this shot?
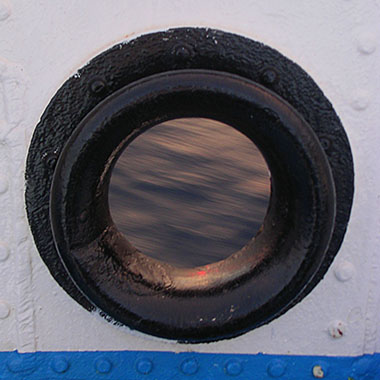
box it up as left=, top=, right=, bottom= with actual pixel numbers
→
left=0, top=350, right=379, bottom=380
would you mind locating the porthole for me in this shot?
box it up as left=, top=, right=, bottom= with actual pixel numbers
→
left=25, top=28, right=354, bottom=342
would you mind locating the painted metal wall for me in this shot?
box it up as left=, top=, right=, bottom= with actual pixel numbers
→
left=0, top=0, right=379, bottom=362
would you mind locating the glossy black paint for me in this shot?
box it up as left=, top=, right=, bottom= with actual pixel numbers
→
left=25, top=28, right=354, bottom=342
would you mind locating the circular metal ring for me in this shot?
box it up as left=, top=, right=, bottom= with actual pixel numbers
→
left=25, top=28, right=354, bottom=342
left=50, top=70, right=335, bottom=342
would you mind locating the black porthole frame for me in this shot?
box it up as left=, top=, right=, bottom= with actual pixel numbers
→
left=25, top=28, right=354, bottom=342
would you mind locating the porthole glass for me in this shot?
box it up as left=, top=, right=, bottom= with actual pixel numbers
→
left=109, top=118, right=271, bottom=268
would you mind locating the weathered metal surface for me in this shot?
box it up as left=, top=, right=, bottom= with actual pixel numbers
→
left=0, top=350, right=379, bottom=380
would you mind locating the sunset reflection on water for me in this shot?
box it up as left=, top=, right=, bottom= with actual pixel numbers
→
left=109, top=118, right=270, bottom=268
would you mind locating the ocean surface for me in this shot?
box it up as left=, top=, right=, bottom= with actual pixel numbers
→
left=109, top=118, right=270, bottom=268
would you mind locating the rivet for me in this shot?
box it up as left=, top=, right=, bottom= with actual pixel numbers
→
left=0, top=176, right=9, bottom=194
left=95, top=358, right=112, bottom=374
left=334, top=261, right=355, bottom=281
left=351, top=91, right=369, bottom=111
left=79, top=210, right=88, bottom=223
left=136, top=358, right=153, bottom=374
left=90, top=79, right=106, bottom=95
left=0, top=242, right=10, bottom=261
left=352, top=357, right=371, bottom=376
left=7, top=358, right=23, bottom=373
left=7, top=355, right=36, bottom=374
left=267, top=360, right=286, bottom=377
left=42, top=151, right=58, bottom=170
left=356, top=33, right=377, bottom=55
left=328, top=320, right=346, bottom=338
left=225, top=359, right=242, bottom=376
left=173, top=43, right=193, bottom=59
left=51, top=357, right=69, bottom=373
left=0, top=0, right=11, bottom=21
left=320, top=137, right=331, bottom=151
left=0, top=301, right=10, bottom=319
left=261, top=68, right=278, bottom=85
left=313, top=363, right=328, bottom=378
left=180, top=358, right=198, bottom=375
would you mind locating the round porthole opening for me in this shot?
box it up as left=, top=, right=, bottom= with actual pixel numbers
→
left=108, top=117, right=271, bottom=268
left=25, top=28, right=354, bottom=343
